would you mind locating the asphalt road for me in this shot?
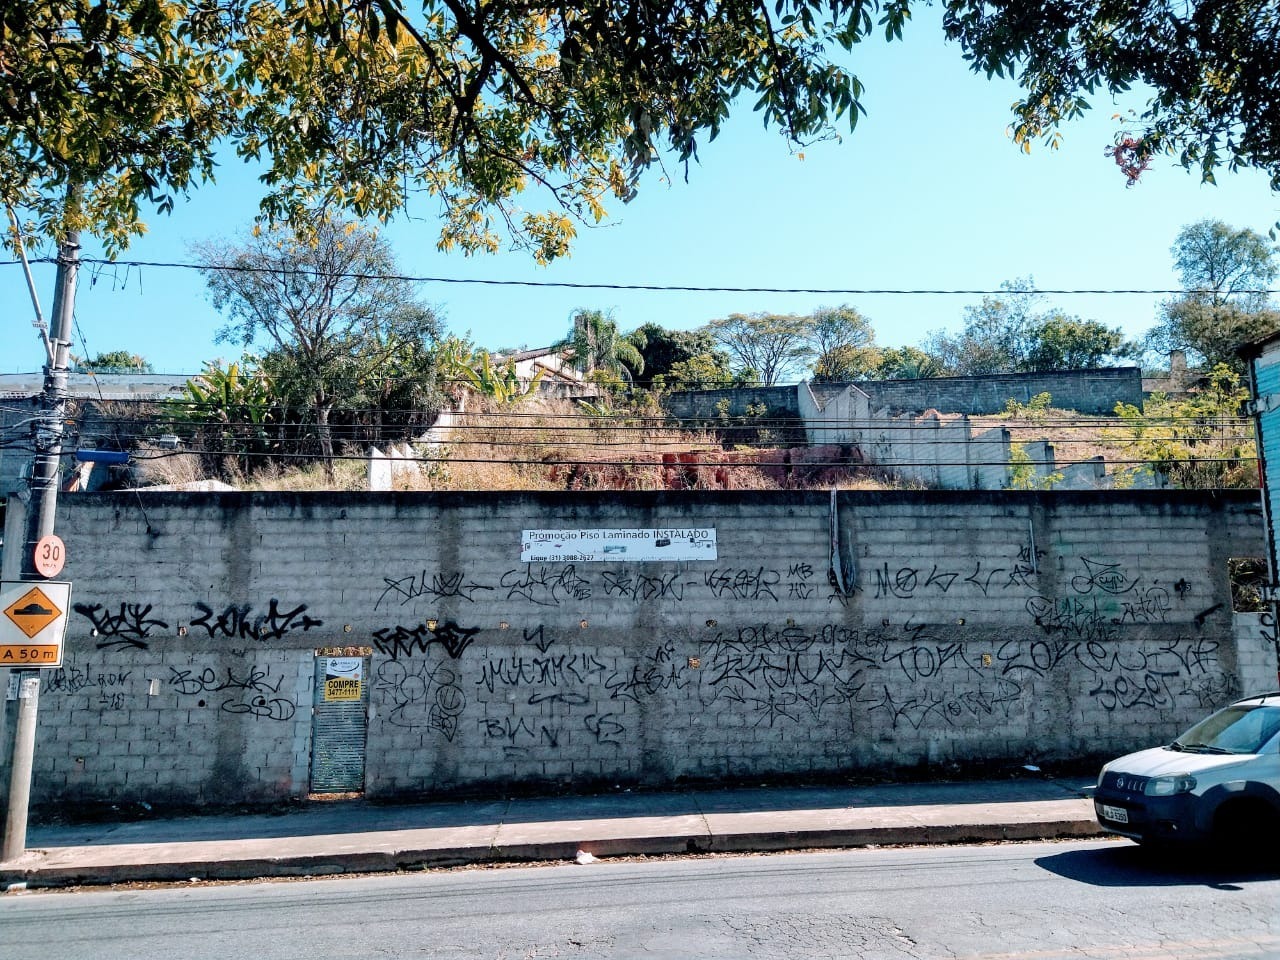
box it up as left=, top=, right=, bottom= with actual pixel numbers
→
left=1, top=839, right=1277, bottom=960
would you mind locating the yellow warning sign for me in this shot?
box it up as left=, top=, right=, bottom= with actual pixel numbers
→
left=3, top=586, right=62, bottom=639
left=324, top=677, right=362, bottom=702
left=0, top=645, right=61, bottom=665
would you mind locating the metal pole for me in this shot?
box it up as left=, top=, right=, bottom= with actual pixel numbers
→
left=29, top=229, right=78, bottom=545
left=0, top=492, right=30, bottom=784
left=0, top=226, right=79, bottom=860
left=5, top=206, right=51, bottom=360
left=1, top=677, right=40, bottom=862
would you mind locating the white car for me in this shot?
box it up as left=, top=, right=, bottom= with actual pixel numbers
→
left=1093, top=692, right=1280, bottom=848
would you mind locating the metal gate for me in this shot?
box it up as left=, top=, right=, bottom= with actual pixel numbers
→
left=310, top=655, right=371, bottom=794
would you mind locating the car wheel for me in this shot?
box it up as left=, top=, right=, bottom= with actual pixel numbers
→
left=1212, top=798, right=1279, bottom=860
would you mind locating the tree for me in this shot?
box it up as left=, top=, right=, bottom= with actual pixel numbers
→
left=357, top=332, right=449, bottom=441
left=812, top=344, right=884, bottom=382
left=1171, top=220, right=1277, bottom=311
left=557, top=310, right=644, bottom=386
left=625, top=324, right=727, bottom=383
left=0, top=0, right=239, bottom=254
left=0, top=0, right=885, bottom=260
left=1148, top=220, right=1280, bottom=371
left=1151, top=301, right=1280, bottom=374
left=10, top=1, right=1280, bottom=264
left=928, top=279, right=1132, bottom=375
left=926, top=280, right=1040, bottom=375
left=194, top=219, right=442, bottom=465
left=1021, top=315, right=1133, bottom=371
left=12, top=1, right=1280, bottom=265
left=75, top=351, right=153, bottom=374
left=1108, top=364, right=1256, bottom=489
left=658, top=353, right=743, bottom=390
left=941, top=0, right=1280, bottom=193
left=435, top=336, right=544, bottom=403
left=705, top=313, right=814, bottom=386
left=874, top=346, right=945, bottom=380
left=807, top=305, right=879, bottom=381
left=165, top=359, right=278, bottom=480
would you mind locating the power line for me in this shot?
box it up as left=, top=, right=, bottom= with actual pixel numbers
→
left=29, top=393, right=1257, bottom=426
left=3, top=257, right=1276, bottom=297
left=126, top=444, right=1259, bottom=472
left=46, top=413, right=1259, bottom=440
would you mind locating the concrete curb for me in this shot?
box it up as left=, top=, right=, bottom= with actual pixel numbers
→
left=0, top=819, right=1104, bottom=888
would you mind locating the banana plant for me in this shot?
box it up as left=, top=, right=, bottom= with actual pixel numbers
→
left=164, top=359, right=277, bottom=477
left=435, top=336, right=544, bottom=404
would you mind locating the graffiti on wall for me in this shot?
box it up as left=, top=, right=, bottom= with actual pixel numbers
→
left=352, top=546, right=1228, bottom=755
left=374, top=659, right=466, bottom=739
left=365, top=562, right=829, bottom=611
left=72, top=598, right=321, bottom=647
left=375, top=570, right=494, bottom=610
left=500, top=565, right=593, bottom=606
left=42, top=664, right=132, bottom=710
left=1024, top=556, right=1175, bottom=642
left=73, top=603, right=168, bottom=650
left=168, top=664, right=298, bottom=720
left=373, top=619, right=480, bottom=660
left=53, top=529, right=1248, bottom=782
left=191, top=600, right=322, bottom=641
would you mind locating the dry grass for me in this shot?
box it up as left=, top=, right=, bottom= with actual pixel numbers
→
left=968, top=408, right=1116, bottom=470
left=241, top=459, right=368, bottom=492
left=130, top=397, right=913, bottom=492
left=133, top=446, right=211, bottom=488
left=408, top=397, right=718, bottom=491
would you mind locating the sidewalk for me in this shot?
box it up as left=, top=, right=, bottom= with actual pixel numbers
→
left=0, top=777, right=1102, bottom=888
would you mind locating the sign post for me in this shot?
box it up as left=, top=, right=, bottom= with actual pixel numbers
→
left=2, top=221, right=78, bottom=863
left=1, top=675, right=40, bottom=862
left=0, top=580, right=69, bottom=861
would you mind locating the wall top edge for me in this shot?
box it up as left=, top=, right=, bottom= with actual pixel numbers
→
left=53, top=487, right=1263, bottom=510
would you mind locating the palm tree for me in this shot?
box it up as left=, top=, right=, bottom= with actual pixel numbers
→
left=557, top=309, right=644, bottom=385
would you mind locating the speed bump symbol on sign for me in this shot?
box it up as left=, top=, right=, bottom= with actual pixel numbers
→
left=4, top=586, right=63, bottom=639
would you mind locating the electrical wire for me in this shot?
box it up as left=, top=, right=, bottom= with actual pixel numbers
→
left=28, top=393, right=1256, bottom=427
left=125, top=444, right=1259, bottom=471
left=3, top=256, right=1277, bottom=297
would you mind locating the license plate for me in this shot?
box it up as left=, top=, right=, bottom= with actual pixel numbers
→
left=1101, top=804, right=1129, bottom=824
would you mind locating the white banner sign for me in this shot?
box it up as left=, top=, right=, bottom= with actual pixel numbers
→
left=521, top=528, right=717, bottom=563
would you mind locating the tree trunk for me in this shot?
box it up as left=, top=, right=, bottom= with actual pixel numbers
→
left=315, top=395, right=335, bottom=479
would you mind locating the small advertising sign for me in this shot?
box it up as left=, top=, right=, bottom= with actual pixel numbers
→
left=520, top=528, right=717, bottom=563
left=323, top=657, right=363, bottom=702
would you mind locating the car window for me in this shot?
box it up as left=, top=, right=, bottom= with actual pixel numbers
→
left=1176, top=705, right=1280, bottom=754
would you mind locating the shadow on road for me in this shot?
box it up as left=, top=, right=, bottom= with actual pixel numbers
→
left=1036, top=843, right=1280, bottom=890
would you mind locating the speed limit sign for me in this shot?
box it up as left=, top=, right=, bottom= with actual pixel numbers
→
left=33, top=535, right=66, bottom=578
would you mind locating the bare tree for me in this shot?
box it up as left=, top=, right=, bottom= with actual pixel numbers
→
left=705, top=313, right=814, bottom=386
left=195, top=219, right=440, bottom=467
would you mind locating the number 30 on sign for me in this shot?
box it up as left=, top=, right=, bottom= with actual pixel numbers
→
left=34, top=535, right=66, bottom=578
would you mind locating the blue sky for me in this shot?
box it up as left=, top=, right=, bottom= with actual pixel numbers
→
left=3, top=8, right=1277, bottom=375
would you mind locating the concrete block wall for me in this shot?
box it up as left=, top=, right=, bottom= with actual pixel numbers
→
left=859, top=367, right=1143, bottom=416
left=799, top=382, right=871, bottom=446
left=661, top=368, right=1141, bottom=428
left=10, top=489, right=1272, bottom=808
left=1233, top=613, right=1279, bottom=692
left=867, top=416, right=1011, bottom=490
left=660, top=386, right=802, bottom=422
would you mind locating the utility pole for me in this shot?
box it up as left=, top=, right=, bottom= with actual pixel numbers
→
left=1, top=225, right=79, bottom=861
